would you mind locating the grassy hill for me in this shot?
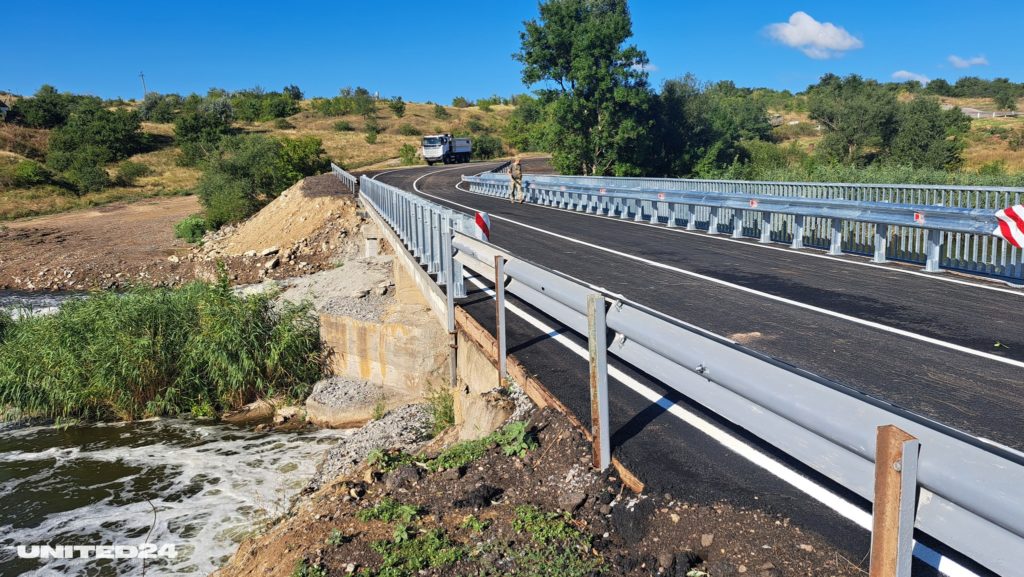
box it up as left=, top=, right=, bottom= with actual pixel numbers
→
left=0, top=99, right=512, bottom=221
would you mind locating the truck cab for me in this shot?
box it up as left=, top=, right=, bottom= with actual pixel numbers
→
left=421, top=134, right=472, bottom=165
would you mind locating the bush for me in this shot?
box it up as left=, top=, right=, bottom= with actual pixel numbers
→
left=388, top=97, right=406, bottom=118
left=174, top=101, right=234, bottom=166
left=433, top=104, right=450, bottom=119
left=10, top=160, right=51, bottom=187
left=139, top=93, right=183, bottom=123
left=399, top=143, right=418, bottom=166
left=333, top=120, right=354, bottom=132
left=452, top=96, right=472, bottom=108
left=365, top=131, right=378, bottom=144
left=273, top=118, right=295, bottom=129
left=0, top=280, right=324, bottom=422
left=397, top=123, right=420, bottom=136
left=60, top=148, right=111, bottom=193
left=478, top=100, right=493, bottom=112
left=174, top=214, right=208, bottom=243
left=472, top=134, right=504, bottom=159
left=114, top=161, right=152, bottom=186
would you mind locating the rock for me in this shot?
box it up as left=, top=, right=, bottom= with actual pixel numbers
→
left=798, top=543, right=814, bottom=552
left=701, top=533, right=714, bottom=548
left=441, top=467, right=464, bottom=481
left=259, top=246, right=280, bottom=257
left=385, top=465, right=422, bottom=491
left=559, top=491, right=587, bottom=513
left=264, top=257, right=279, bottom=270
left=304, top=377, right=386, bottom=429
left=222, top=399, right=275, bottom=426
left=669, top=513, right=680, bottom=524
left=167, top=255, right=180, bottom=263
left=375, top=285, right=388, bottom=296
left=344, top=563, right=357, bottom=574
left=453, top=484, right=503, bottom=509
left=243, top=250, right=257, bottom=258
left=611, top=498, right=655, bottom=542
left=657, top=552, right=675, bottom=571
left=599, top=504, right=611, bottom=515
left=738, top=565, right=747, bottom=574
left=350, top=288, right=369, bottom=299
left=273, top=405, right=304, bottom=424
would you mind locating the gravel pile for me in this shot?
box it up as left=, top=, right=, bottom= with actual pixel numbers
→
left=278, top=257, right=394, bottom=322
left=307, top=404, right=433, bottom=491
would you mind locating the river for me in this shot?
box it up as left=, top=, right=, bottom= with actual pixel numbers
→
left=0, top=419, right=351, bottom=576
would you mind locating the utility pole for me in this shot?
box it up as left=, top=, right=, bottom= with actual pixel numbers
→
left=139, top=71, right=148, bottom=98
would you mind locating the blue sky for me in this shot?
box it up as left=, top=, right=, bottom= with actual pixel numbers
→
left=5, top=1, right=1021, bottom=102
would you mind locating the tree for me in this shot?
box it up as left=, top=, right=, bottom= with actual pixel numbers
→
left=452, top=96, right=473, bottom=108
left=806, top=74, right=899, bottom=165
left=11, top=85, right=99, bottom=129
left=515, top=0, right=653, bottom=175
left=924, top=78, right=953, bottom=97
left=389, top=97, right=406, bottom=118
left=433, top=104, right=450, bottom=119
left=283, top=84, right=303, bottom=101
left=174, top=98, right=234, bottom=165
left=888, top=97, right=969, bottom=169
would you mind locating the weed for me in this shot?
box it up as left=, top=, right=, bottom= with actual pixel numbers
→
left=174, top=214, right=207, bottom=243
left=365, top=529, right=464, bottom=577
left=425, top=383, right=454, bottom=436
left=428, top=421, right=536, bottom=472
left=371, top=394, right=387, bottom=420
left=508, top=505, right=604, bottom=577
left=357, top=497, right=420, bottom=524
left=333, top=120, right=354, bottom=132
left=367, top=448, right=416, bottom=473
left=460, top=515, right=490, bottom=533
left=292, top=559, right=328, bottom=577
left=396, top=123, right=420, bottom=137
left=326, top=529, right=350, bottom=546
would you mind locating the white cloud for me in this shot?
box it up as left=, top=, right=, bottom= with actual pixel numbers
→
left=892, top=70, right=929, bottom=85
left=765, top=11, right=863, bottom=59
left=631, top=63, right=659, bottom=73
left=948, top=54, right=988, bottom=68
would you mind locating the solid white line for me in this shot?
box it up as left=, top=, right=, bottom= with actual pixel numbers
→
left=461, top=271, right=977, bottom=577
left=415, top=174, right=1024, bottom=371
left=451, top=182, right=1024, bottom=295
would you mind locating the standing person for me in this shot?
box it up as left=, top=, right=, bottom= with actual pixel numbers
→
left=509, top=157, right=524, bottom=204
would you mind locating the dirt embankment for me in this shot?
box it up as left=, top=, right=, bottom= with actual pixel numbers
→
left=213, top=407, right=865, bottom=577
left=0, top=173, right=359, bottom=291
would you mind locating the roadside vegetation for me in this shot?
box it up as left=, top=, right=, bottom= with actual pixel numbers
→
left=0, top=276, right=324, bottom=422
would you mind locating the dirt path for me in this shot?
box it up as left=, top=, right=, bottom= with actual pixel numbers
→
left=0, top=195, right=200, bottom=290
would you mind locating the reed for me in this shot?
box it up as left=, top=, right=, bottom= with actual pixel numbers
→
left=0, top=279, right=324, bottom=422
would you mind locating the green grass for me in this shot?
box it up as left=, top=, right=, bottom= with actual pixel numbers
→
left=0, top=277, right=324, bottom=422
left=174, top=214, right=207, bottom=243
left=365, top=421, right=536, bottom=474
left=357, top=498, right=420, bottom=524
left=362, top=529, right=465, bottom=577
left=426, top=383, right=454, bottom=436
left=291, top=559, right=328, bottom=577
left=507, top=505, right=604, bottom=577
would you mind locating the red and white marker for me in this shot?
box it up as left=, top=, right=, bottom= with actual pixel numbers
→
left=994, top=204, right=1024, bottom=248
left=474, top=211, right=491, bottom=242
left=914, top=212, right=925, bottom=224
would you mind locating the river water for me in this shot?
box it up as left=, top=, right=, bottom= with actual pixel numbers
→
left=0, top=419, right=351, bottom=576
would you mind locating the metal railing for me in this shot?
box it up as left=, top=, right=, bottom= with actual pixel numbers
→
left=358, top=175, right=470, bottom=299
left=451, top=232, right=1024, bottom=577
left=350, top=168, right=1024, bottom=575
left=331, top=163, right=358, bottom=194
left=464, top=172, right=1024, bottom=281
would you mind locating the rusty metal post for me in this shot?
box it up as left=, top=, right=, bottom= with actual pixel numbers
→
left=869, top=425, right=920, bottom=577
left=587, top=294, right=610, bottom=471
left=494, top=255, right=507, bottom=388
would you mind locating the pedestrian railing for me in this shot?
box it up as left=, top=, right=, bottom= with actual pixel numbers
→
left=463, top=172, right=1024, bottom=281
left=348, top=169, right=1024, bottom=576
left=330, top=163, right=358, bottom=194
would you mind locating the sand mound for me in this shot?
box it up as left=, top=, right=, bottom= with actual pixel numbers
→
left=214, top=174, right=359, bottom=256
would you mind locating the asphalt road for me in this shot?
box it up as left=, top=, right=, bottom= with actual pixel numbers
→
left=368, top=161, right=1021, bottom=574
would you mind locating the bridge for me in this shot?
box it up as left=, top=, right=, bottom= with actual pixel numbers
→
left=337, top=160, right=1024, bottom=577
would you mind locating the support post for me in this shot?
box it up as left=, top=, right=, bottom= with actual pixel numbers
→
left=760, top=212, right=772, bottom=244
left=494, top=256, right=507, bottom=388
left=686, top=205, right=696, bottom=231
left=924, top=229, right=942, bottom=273
left=731, top=212, right=743, bottom=239
left=829, top=218, right=844, bottom=255
left=869, top=425, right=920, bottom=577
left=873, top=224, right=889, bottom=263
left=791, top=215, right=805, bottom=249
left=708, top=207, right=720, bottom=235
left=444, top=230, right=457, bottom=390
left=587, top=294, right=610, bottom=471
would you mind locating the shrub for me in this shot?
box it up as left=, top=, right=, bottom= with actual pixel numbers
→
left=478, top=100, right=493, bottom=112
left=174, top=214, right=208, bottom=243
left=0, top=280, right=324, bottom=422
left=365, top=131, right=378, bottom=144
left=1009, top=129, right=1024, bottom=152
left=273, top=118, right=295, bottom=129
left=282, top=84, right=303, bottom=101
left=174, top=102, right=234, bottom=166
left=388, top=97, right=406, bottom=118
left=433, top=104, right=450, bottom=119
left=11, top=160, right=51, bottom=187
left=333, top=120, right=354, bottom=132
left=472, top=134, right=504, bottom=159
left=426, top=383, right=454, bottom=434
left=114, top=161, right=152, bottom=186
left=399, top=143, right=418, bottom=166
left=139, top=93, right=183, bottom=123
left=397, top=123, right=420, bottom=136
left=452, top=96, right=472, bottom=108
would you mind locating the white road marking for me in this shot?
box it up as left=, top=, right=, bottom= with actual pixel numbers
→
left=404, top=169, right=1024, bottom=371
left=462, top=271, right=978, bottom=577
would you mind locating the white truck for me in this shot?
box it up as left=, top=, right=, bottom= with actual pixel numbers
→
left=421, top=134, right=472, bottom=165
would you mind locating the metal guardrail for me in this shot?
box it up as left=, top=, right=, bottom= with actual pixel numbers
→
left=358, top=175, right=470, bottom=299
left=490, top=160, right=512, bottom=174
left=352, top=170, right=1024, bottom=575
left=464, top=172, right=1024, bottom=281
left=331, top=163, right=358, bottom=194
left=452, top=232, right=1024, bottom=577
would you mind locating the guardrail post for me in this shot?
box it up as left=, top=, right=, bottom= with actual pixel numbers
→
left=791, top=215, right=805, bottom=249
left=633, top=200, right=645, bottom=222
left=587, top=294, right=610, bottom=471
left=873, top=224, right=888, bottom=264
left=829, top=218, right=844, bottom=255
left=731, top=211, right=743, bottom=239
left=708, top=208, right=720, bottom=235
left=760, top=212, right=773, bottom=244
left=686, top=205, right=696, bottom=231
left=494, top=256, right=507, bottom=388
left=667, top=203, right=679, bottom=228
left=869, top=425, right=920, bottom=577
left=443, top=224, right=457, bottom=389
left=650, top=202, right=661, bottom=225
left=924, top=229, right=942, bottom=272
